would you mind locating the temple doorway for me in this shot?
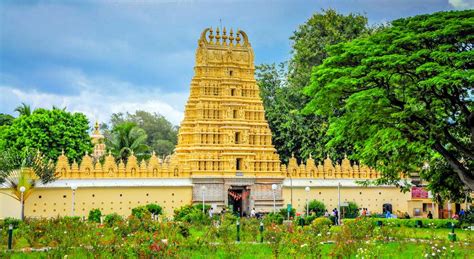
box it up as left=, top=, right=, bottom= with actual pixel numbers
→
left=228, top=187, right=250, bottom=217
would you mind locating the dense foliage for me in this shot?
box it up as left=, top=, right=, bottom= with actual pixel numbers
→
left=106, top=110, right=178, bottom=156
left=307, top=199, right=326, bottom=217
left=88, top=209, right=102, bottom=223
left=342, top=202, right=359, bottom=219
left=106, top=122, right=149, bottom=161
left=257, top=9, right=370, bottom=163
left=303, top=10, right=474, bottom=195
left=0, top=108, right=92, bottom=162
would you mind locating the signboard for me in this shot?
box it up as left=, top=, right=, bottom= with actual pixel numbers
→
left=287, top=204, right=292, bottom=211
left=340, top=202, right=349, bottom=207
left=411, top=187, right=429, bottom=199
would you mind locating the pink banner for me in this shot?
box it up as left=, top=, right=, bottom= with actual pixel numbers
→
left=411, top=187, right=429, bottom=199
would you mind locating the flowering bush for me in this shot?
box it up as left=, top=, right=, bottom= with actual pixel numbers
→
left=88, top=208, right=102, bottom=223
left=343, top=218, right=459, bottom=228
left=263, top=223, right=285, bottom=258
left=422, top=240, right=456, bottom=258
left=264, top=212, right=284, bottom=225
left=309, top=217, right=332, bottom=234
left=104, top=213, right=123, bottom=227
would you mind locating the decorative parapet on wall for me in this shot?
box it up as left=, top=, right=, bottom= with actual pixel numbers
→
left=285, top=154, right=383, bottom=179
left=54, top=151, right=391, bottom=180
left=55, top=151, right=191, bottom=179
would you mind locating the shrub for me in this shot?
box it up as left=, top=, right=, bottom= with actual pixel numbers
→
left=342, top=202, right=359, bottom=218
left=309, top=217, right=332, bottom=233
left=104, top=213, right=123, bottom=227
left=146, top=203, right=163, bottom=216
left=2, top=217, right=21, bottom=229
left=305, top=215, right=317, bottom=225
left=173, top=204, right=211, bottom=224
left=131, top=206, right=151, bottom=220
left=279, top=208, right=296, bottom=219
left=177, top=223, right=190, bottom=238
left=88, top=209, right=102, bottom=223
left=174, top=205, right=194, bottom=221
left=264, top=212, right=284, bottom=225
left=342, top=218, right=460, bottom=228
left=307, top=200, right=326, bottom=217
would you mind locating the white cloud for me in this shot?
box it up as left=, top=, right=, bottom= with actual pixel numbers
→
left=448, top=0, right=474, bottom=9
left=0, top=76, right=188, bottom=126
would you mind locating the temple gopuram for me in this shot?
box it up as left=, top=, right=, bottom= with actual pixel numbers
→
left=3, top=27, right=452, bottom=220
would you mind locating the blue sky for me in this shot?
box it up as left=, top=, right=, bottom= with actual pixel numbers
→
left=0, top=0, right=471, bottom=125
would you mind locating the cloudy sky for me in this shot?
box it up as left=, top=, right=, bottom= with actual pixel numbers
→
left=0, top=0, right=471, bottom=126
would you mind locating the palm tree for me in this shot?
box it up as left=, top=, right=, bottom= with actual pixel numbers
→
left=106, top=122, right=149, bottom=162
left=14, top=103, right=32, bottom=116
left=0, top=148, right=57, bottom=220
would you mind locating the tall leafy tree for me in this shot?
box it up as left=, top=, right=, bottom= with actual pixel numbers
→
left=1, top=108, right=92, bottom=162
left=257, top=63, right=329, bottom=163
left=106, top=122, right=149, bottom=161
left=108, top=111, right=178, bottom=156
left=257, top=9, right=369, bottom=163
left=289, top=9, right=370, bottom=91
left=304, top=10, right=474, bottom=196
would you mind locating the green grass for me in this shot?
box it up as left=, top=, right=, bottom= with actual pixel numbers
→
left=3, top=242, right=473, bottom=258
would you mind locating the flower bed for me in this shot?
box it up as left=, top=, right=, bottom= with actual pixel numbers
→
left=342, top=218, right=460, bottom=228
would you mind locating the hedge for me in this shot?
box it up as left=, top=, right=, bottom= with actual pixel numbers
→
left=342, top=218, right=459, bottom=228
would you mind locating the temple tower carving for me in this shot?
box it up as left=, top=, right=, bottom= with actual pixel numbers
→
left=171, top=27, right=281, bottom=177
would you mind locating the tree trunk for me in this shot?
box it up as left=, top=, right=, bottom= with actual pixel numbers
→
left=433, top=142, right=474, bottom=190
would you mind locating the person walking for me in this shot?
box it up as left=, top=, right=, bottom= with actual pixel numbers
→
left=209, top=207, right=214, bottom=218
left=250, top=208, right=256, bottom=218
left=333, top=208, right=339, bottom=225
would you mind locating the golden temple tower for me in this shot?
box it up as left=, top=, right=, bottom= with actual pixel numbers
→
left=91, top=121, right=106, bottom=160
left=172, top=27, right=281, bottom=177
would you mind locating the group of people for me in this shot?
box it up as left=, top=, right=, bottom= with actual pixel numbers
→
left=321, top=208, right=340, bottom=225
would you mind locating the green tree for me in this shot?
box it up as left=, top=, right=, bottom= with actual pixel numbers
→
left=289, top=9, right=370, bottom=90
left=106, top=121, right=149, bottom=161
left=108, top=111, right=178, bottom=156
left=304, top=10, right=474, bottom=195
left=0, top=108, right=92, bottom=162
left=306, top=199, right=326, bottom=217
left=0, top=113, right=14, bottom=126
left=257, top=9, right=369, bottom=163
left=14, top=103, right=32, bottom=117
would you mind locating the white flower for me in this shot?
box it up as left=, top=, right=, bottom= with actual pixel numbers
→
left=317, top=233, right=322, bottom=237
left=300, top=244, right=308, bottom=248
left=424, top=254, right=428, bottom=258
left=442, top=246, right=446, bottom=250
left=161, top=239, right=168, bottom=245
left=432, top=253, right=435, bottom=256
left=64, top=231, right=67, bottom=234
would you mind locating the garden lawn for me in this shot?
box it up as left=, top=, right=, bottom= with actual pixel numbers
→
left=3, top=241, right=473, bottom=258
left=330, top=226, right=473, bottom=242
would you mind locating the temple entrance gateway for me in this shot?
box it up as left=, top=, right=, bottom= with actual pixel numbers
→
left=228, top=186, right=250, bottom=216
